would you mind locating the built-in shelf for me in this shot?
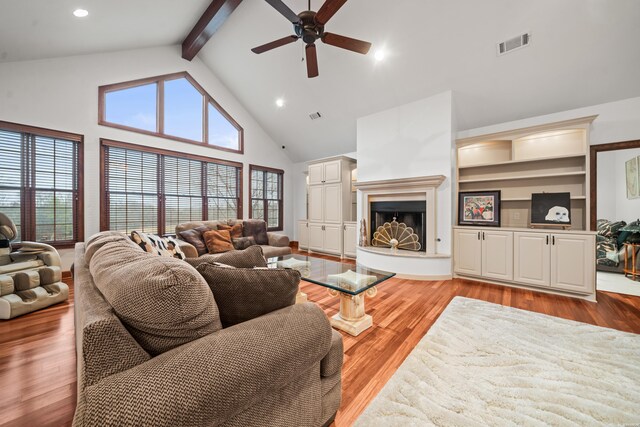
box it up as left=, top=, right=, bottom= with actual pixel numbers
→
left=458, top=153, right=586, bottom=169
left=458, top=171, right=586, bottom=184
left=501, top=196, right=587, bottom=202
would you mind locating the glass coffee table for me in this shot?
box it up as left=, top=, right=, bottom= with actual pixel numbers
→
left=267, top=255, right=396, bottom=336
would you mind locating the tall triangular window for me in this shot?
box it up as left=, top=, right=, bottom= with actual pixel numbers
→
left=99, top=72, right=243, bottom=153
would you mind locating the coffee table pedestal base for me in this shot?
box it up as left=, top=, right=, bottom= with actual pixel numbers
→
left=328, top=287, right=377, bottom=336
left=330, top=313, right=372, bottom=336
left=296, top=290, right=308, bottom=304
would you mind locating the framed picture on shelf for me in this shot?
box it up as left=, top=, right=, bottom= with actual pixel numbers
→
left=530, top=192, right=571, bottom=226
left=458, top=190, right=501, bottom=227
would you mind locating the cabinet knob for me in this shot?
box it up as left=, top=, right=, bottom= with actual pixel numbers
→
left=477, top=231, right=480, bottom=240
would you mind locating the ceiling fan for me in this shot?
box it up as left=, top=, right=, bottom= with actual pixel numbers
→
left=252, top=0, right=372, bottom=78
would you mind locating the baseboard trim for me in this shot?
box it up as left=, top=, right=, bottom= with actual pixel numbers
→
left=394, top=273, right=452, bottom=281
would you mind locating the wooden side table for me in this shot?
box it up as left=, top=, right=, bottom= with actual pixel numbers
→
left=623, top=243, right=640, bottom=280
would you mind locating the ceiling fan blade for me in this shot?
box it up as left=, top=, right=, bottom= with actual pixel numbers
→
left=306, top=44, right=319, bottom=78
left=322, top=32, right=371, bottom=54
left=315, top=0, right=348, bottom=25
left=264, top=0, right=301, bottom=24
left=251, top=35, right=299, bottom=54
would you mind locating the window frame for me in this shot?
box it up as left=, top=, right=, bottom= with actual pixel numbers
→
left=100, top=138, right=243, bottom=235
left=0, top=120, right=84, bottom=249
left=249, top=164, right=284, bottom=232
left=98, top=72, right=244, bottom=154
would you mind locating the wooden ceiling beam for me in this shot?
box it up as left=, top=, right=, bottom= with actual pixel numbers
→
left=182, top=0, right=243, bottom=61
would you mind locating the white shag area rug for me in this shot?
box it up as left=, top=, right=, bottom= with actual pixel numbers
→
left=355, top=297, right=640, bottom=426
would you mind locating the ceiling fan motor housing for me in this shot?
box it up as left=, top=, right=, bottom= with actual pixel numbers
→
left=295, top=10, right=324, bottom=44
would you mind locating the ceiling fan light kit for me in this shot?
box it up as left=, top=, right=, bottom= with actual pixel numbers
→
left=252, top=0, right=372, bottom=78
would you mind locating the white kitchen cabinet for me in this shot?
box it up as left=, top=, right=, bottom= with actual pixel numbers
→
left=514, top=232, right=550, bottom=287
left=454, top=229, right=512, bottom=280
left=453, top=229, right=482, bottom=276
left=455, top=227, right=595, bottom=300
left=550, top=234, right=595, bottom=294
left=323, top=184, right=342, bottom=224
left=306, top=156, right=356, bottom=257
left=343, top=222, right=357, bottom=258
left=481, top=230, right=513, bottom=281
left=297, top=220, right=309, bottom=250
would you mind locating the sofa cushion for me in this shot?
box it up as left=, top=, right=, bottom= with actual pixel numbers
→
left=131, top=231, right=185, bottom=259
left=178, top=226, right=210, bottom=256
left=217, top=223, right=243, bottom=239
left=186, top=245, right=268, bottom=269
left=203, top=229, right=234, bottom=254
left=88, top=233, right=222, bottom=355
left=232, top=236, right=256, bottom=250
left=195, top=264, right=300, bottom=327
left=243, top=220, right=269, bottom=245
left=13, top=270, right=40, bottom=291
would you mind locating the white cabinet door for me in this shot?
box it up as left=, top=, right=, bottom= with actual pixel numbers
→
left=343, top=223, right=357, bottom=257
left=550, top=234, right=595, bottom=294
left=481, top=230, right=513, bottom=281
left=514, top=232, right=550, bottom=287
left=308, top=186, right=324, bottom=222
left=323, top=184, right=342, bottom=224
left=454, top=229, right=482, bottom=276
left=308, top=163, right=324, bottom=185
left=297, top=221, right=308, bottom=250
left=323, top=224, right=343, bottom=255
left=323, top=159, right=342, bottom=183
left=308, top=223, right=324, bottom=252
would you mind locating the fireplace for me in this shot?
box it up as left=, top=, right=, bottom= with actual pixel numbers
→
left=370, top=201, right=426, bottom=252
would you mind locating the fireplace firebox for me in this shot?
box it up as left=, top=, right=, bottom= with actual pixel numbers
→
left=370, top=201, right=426, bottom=252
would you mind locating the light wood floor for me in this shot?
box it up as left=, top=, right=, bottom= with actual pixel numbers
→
left=1, top=261, right=640, bottom=427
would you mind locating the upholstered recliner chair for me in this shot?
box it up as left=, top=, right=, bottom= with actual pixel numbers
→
left=0, top=213, right=69, bottom=319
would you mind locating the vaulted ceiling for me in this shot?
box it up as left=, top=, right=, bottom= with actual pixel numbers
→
left=2, top=0, right=640, bottom=162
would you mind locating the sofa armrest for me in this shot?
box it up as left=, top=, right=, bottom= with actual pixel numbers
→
left=79, top=303, right=333, bottom=427
left=175, top=238, right=198, bottom=258
left=268, top=232, right=290, bottom=247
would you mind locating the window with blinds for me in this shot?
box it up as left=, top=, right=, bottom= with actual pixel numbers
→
left=101, top=140, right=242, bottom=235
left=250, top=165, right=284, bottom=231
left=0, top=121, right=82, bottom=246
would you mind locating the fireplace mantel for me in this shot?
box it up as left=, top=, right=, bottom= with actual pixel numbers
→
left=354, top=175, right=446, bottom=192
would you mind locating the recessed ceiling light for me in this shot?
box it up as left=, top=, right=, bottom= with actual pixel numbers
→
left=374, top=50, right=385, bottom=62
left=73, top=9, right=89, bottom=18
left=275, top=98, right=285, bottom=108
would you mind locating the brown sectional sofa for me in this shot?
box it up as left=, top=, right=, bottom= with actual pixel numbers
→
left=175, top=219, right=292, bottom=259
left=73, top=232, right=342, bottom=426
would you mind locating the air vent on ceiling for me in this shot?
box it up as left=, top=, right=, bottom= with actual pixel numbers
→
left=497, top=33, right=530, bottom=56
left=309, top=112, right=322, bottom=120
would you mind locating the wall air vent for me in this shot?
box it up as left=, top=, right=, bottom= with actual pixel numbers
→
left=309, top=112, right=322, bottom=120
left=497, top=33, right=531, bottom=56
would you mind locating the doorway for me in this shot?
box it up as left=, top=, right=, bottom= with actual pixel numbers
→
left=590, top=139, right=640, bottom=296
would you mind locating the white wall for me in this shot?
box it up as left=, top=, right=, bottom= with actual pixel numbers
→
left=597, top=148, right=640, bottom=222
left=0, top=45, right=294, bottom=270
left=457, top=96, right=640, bottom=146
left=356, top=91, right=454, bottom=261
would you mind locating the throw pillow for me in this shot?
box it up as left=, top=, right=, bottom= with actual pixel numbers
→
left=217, top=223, right=243, bottom=239
left=186, top=245, right=267, bottom=269
left=203, top=229, right=234, bottom=254
left=232, top=236, right=256, bottom=250
left=178, top=226, right=210, bottom=256
left=243, top=219, right=269, bottom=245
left=131, top=231, right=186, bottom=260
left=195, top=264, right=300, bottom=327
left=88, top=232, right=222, bottom=355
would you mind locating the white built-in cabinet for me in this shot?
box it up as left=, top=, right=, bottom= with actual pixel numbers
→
left=453, top=229, right=513, bottom=281
left=343, top=222, right=357, bottom=258
left=306, top=157, right=356, bottom=257
left=455, top=227, right=595, bottom=298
